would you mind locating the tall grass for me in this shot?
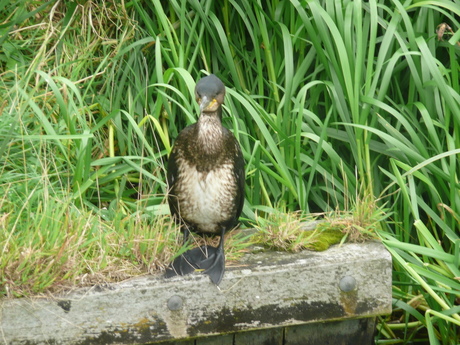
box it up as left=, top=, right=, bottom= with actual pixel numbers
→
left=1, top=0, right=460, bottom=343
left=0, top=1, right=177, bottom=297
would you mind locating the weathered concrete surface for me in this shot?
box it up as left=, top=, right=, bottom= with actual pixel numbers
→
left=284, top=318, right=376, bottom=345
left=0, top=241, right=391, bottom=345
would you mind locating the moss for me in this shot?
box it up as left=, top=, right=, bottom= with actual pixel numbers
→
left=250, top=213, right=347, bottom=253
left=250, top=208, right=380, bottom=253
left=307, top=228, right=344, bottom=251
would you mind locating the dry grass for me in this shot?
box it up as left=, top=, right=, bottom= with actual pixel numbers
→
left=1, top=196, right=182, bottom=298
left=251, top=196, right=382, bottom=253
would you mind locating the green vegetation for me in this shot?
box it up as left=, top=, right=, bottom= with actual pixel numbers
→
left=251, top=204, right=379, bottom=252
left=1, top=0, right=459, bottom=343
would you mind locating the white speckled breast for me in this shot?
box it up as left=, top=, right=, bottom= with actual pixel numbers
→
left=175, top=160, right=237, bottom=234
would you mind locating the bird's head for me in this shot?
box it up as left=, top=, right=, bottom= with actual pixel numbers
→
left=195, top=75, right=226, bottom=114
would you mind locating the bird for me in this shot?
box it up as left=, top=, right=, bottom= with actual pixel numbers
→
left=165, top=74, right=245, bottom=285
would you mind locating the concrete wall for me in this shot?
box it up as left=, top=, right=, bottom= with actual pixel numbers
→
left=0, top=241, right=392, bottom=345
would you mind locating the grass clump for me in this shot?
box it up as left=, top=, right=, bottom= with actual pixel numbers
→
left=251, top=195, right=383, bottom=253
left=0, top=182, right=180, bottom=298
left=251, top=211, right=322, bottom=252
left=252, top=211, right=347, bottom=252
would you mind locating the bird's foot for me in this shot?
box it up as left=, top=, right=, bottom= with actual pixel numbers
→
left=202, top=247, right=225, bottom=285
left=165, top=245, right=225, bottom=285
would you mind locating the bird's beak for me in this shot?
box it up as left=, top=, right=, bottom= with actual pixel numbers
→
left=199, top=95, right=217, bottom=113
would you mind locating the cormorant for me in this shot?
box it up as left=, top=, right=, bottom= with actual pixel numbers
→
left=165, top=74, right=245, bottom=285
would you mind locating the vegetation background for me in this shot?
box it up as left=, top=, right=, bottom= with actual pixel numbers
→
left=1, top=0, right=459, bottom=343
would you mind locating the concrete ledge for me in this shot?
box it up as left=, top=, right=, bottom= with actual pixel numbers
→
left=0, top=241, right=392, bottom=345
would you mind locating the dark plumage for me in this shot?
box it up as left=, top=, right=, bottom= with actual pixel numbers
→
left=165, top=74, right=245, bottom=285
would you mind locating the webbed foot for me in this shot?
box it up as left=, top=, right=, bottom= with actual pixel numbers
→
left=165, top=245, right=225, bottom=285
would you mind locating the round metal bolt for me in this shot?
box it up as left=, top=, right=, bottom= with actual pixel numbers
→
left=167, top=295, right=183, bottom=311
left=339, top=275, right=357, bottom=292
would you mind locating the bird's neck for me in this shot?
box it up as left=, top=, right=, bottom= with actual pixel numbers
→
left=197, top=110, right=224, bottom=154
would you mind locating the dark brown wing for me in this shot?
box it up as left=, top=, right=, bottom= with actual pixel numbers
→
left=233, top=139, right=245, bottom=221
left=220, top=128, right=245, bottom=231
left=167, top=145, right=180, bottom=222
left=167, top=125, right=195, bottom=223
